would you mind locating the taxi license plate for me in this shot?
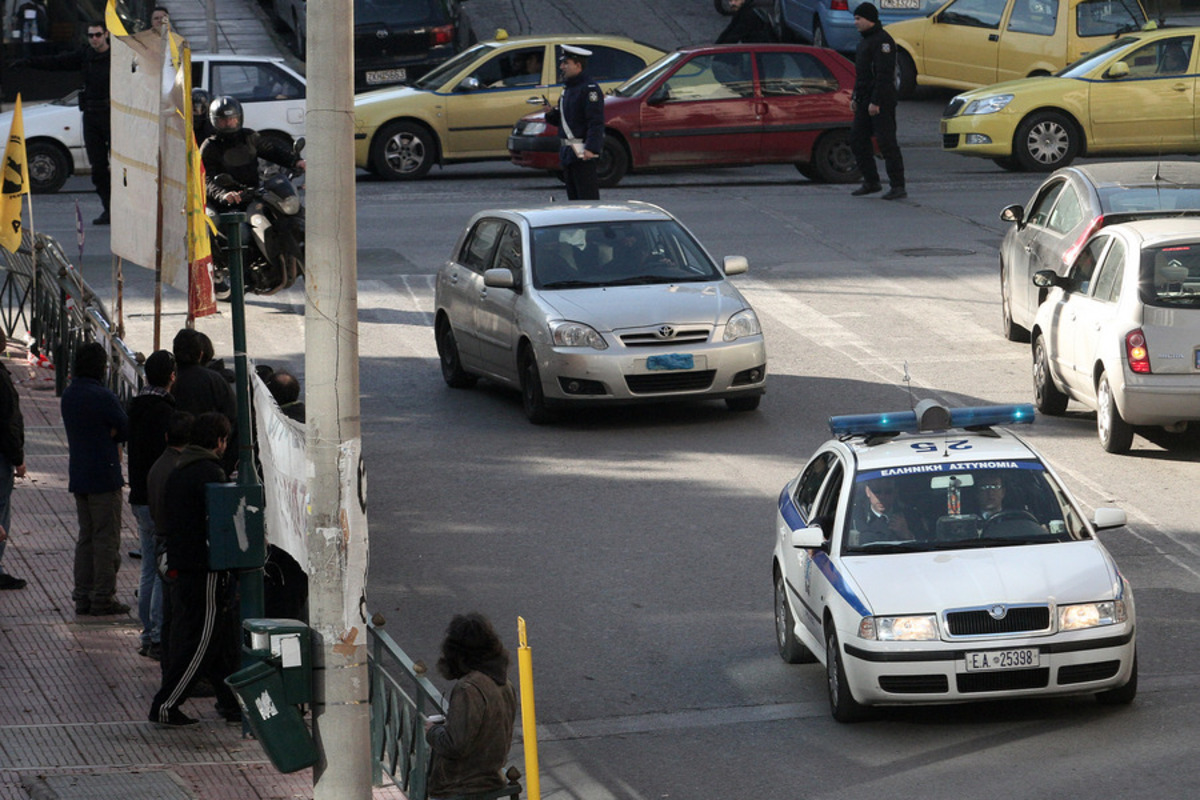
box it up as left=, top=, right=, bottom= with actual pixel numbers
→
left=366, top=68, right=406, bottom=85
left=880, top=0, right=921, bottom=8
left=965, top=648, right=1039, bottom=672
left=646, top=354, right=695, bottom=371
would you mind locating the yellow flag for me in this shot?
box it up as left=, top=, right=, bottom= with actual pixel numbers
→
left=0, top=95, right=28, bottom=254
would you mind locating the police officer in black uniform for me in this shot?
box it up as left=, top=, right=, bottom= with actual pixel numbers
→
left=849, top=3, right=906, bottom=201
left=13, top=20, right=112, bottom=223
left=544, top=44, right=604, bottom=201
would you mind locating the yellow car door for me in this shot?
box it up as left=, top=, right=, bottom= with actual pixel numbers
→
left=920, top=0, right=1010, bottom=87
left=995, top=0, right=1065, bottom=83
left=1089, top=35, right=1197, bottom=148
left=443, top=45, right=557, bottom=159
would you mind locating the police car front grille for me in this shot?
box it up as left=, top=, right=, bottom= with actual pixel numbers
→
left=879, top=675, right=949, bottom=694
left=625, top=370, right=715, bottom=394
left=942, top=134, right=960, bottom=149
left=1057, top=661, right=1120, bottom=685
left=619, top=328, right=711, bottom=346
left=945, top=606, right=1051, bottom=636
left=943, top=98, right=966, bottom=117
left=957, top=668, right=1049, bottom=693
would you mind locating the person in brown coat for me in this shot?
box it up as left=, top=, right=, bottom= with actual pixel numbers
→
left=425, top=613, right=518, bottom=798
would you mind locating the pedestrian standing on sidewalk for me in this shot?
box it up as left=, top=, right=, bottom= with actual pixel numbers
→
left=544, top=45, right=604, bottom=201
left=0, top=329, right=27, bottom=591
left=424, top=612, right=518, bottom=799
left=848, top=2, right=906, bottom=201
left=149, top=411, right=241, bottom=727
left=62, top=341, right=129, bottom=615
left=127, top=350, right=176, bottom=659
left=146, top=410, right=193, bottom=672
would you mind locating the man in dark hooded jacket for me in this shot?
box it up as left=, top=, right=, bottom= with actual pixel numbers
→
left=849, top=2, right=906, bottom=200
left=717, top=0, right=775, bottom=43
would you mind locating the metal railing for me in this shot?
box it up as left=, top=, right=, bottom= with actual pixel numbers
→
left=368, top=619, right=446, bottom=799
left=0, top=230, right=141, bottom=398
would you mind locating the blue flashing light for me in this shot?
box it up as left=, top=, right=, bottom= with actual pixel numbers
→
left=829, top=403, right=1036, bottom=437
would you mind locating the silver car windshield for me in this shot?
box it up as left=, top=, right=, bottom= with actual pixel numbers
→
left=843, top=462, right=1090, bottom=555
left=532, top=220, right=722, bottom=290
left=1141, top=243, right=1200, bottom=307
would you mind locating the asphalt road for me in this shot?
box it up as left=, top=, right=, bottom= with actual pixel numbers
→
left=21, top=1, right=1200, bottom=796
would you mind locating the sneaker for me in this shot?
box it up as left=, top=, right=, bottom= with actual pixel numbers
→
left=0, top=574, right=26, bottom=590
left=882, top=186, right=908, bottom=201
left=851, top=183, right=882, bottom=196
left=150, top=708, right=198, bottom=727
left=92, top=211, right=110, bottom=225
left=88, top=600, right=131, bottom=616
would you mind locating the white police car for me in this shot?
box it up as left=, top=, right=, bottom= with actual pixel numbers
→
left=772, top=402, right=1137, bottom=722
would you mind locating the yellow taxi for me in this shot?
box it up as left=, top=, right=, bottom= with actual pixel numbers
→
left=888, top=0, right=1147, bottom=97
left=353, top=33, right=664, bottom=180
left=941, top=27, right=1200, bottom=171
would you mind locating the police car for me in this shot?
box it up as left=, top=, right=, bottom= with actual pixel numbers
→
left=772, top=401, right=1137, bottom=722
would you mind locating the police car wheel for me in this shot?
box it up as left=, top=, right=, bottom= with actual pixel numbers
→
left=826, top=627, right=871, bottom=723
left=774, top=569, right=815, bottom=664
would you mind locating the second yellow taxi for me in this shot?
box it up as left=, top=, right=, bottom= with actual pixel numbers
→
left=353, top=33, right=664, bottom=180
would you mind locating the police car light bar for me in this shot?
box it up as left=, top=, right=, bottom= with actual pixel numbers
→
left=829, top=403, right=1036, bottom=437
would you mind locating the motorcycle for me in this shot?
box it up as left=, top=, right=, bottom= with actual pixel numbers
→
left=209, top=137, right=306, bottom=298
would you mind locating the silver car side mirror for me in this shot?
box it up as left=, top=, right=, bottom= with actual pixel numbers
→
left=723, top=255, right=748, bottom=276
left=483, top=268, right=515, bottom=288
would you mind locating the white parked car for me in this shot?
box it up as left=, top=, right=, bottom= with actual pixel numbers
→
left=434, top=201, right=767, bottom=423
left=773, top=402, right=1136, bottom=722
left=1032, top=217, right=1200, bottom=452
left=1, top=54, right=306, bottom=193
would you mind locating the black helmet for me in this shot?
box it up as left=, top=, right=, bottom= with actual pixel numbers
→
left=209, top=95, right=243, bottom=138
left=192, top=87, right=210, bottom=118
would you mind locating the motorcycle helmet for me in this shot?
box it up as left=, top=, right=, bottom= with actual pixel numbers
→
left=209, top=95, right=243, bottom=138
left=192, top=87, right=210, bottom=120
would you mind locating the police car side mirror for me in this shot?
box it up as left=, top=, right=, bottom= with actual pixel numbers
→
left=1093, top=507, right=1126, bottom=530
left=1000, top=204, right=1024, bottom=227
left=790, top=525, right=826, bottom=550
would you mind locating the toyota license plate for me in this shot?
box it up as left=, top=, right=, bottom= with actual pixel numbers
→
left=366, top=68, right=406, bottom=85
left=965, top=648, right=1039, bottom=672
left=646, top=354, right=695, bottom=371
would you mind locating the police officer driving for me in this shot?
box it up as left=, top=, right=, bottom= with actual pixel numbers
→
left=544, top=44, right=604, bottom=201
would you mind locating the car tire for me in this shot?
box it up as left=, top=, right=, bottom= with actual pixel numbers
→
left=775, top=569, right=816, bottom=664
left=1096, top=652, right=1137, bottom=705
left=520, top=347, right=554, bottom=425
left=807, top=129, right=859, bottom=184
left=826, top=627, right=870, bottom=723
left=1032, top=334, right=1069, bottom=416
left=726, top=395, right=761, bottom=412
left=1097, top=371, right=1134, bottom=454
left=1000, top=260, right=1030, bottom=343
left=597, top=135, right=629, bottom=188
left=895, top=50, right=917, bottom=101
left=435, top=319, right=477, bottom=389
left=812, top=18, right=826, bottom=49
left=1014, top=110, right=1079, bottom=172
left=370, top=120, right=437, bottom=181
left=26, top=140, right=70, bottom=194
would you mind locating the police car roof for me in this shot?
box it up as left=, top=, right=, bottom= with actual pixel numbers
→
left=841, top=427, right=1042, bottom=473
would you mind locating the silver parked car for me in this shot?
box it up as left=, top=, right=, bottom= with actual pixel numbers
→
left=999, top=161, right=1200, bottom=343
left=434, top=202, right=768, bottom=423
left=1031, top=218, right=1200, bottom=453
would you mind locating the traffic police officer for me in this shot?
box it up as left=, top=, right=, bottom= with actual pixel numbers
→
left=849, top=2, right=906, bottom=200
left=545, top=44, right=604, bottom=201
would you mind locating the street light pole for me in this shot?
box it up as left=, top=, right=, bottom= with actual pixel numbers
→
left=305, top=1, right=372, bottom=798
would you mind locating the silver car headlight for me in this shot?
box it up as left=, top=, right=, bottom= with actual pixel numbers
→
left=1059, top=600, right=1127, bottom=631
left=963, top=94, right=1014, bottom=115
left=550, top=321, right=607, bottom=350
left=723, top=308, right=761, bottom=342
left=858, top=615, right=939, bottom=641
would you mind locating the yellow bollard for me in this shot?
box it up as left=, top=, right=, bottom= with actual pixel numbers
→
left=517, top=616, right=540, bottom=800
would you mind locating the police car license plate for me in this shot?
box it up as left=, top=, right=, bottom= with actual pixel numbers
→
left=880, top=0, right=921, bottom=7
left=645, top=354, right=696, bottom=371
left=366, top=68, right=406, bottom=85
left=964, top=648, right=1039, bottom=672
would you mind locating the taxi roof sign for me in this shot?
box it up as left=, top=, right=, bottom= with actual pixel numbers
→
left=829, top=403, right=1035, bottom=437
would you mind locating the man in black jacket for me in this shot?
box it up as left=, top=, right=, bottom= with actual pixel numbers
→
left=0, top=330, right=26, bottom=590
left=149, top=412, right=241, bottom=727
left=849, top=3, right=906, bottom=200
left=170, top=328, right=237, bottom=472
left=717, top=0, right=775, bottom=44
left=16, top=21, right=112, bottom=223
left=200, top=95, right=303, bottom=210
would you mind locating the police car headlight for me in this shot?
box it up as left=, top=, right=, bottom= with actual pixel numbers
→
left=550, top=321, right=607, bottom=350
left=859, top=615, right=939, bottom=641
left=723, top=309, right=761, bottom=342
left=1059, top=600, right=1126, bottom=631
left=963, top=94, right=1013, bottom=115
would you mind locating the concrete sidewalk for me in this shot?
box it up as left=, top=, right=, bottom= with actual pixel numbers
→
left=0, top=343, right=405, bottom=799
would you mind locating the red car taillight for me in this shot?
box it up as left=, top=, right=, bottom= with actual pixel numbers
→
left=1126, top=329, right=1151, bottom=374
left=832, top=0, right=849, bottom=9
left=430, top=25, right=454, bottom=46
left=1062, top=214, right=1105, bottom=267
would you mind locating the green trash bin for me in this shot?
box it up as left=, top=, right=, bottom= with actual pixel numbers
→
left=226, top=660, right=319, bottom=773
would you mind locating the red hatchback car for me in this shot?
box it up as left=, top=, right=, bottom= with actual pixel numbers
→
left=507, top=43, right=860, bottom=187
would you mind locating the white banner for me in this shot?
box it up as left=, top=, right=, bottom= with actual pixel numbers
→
left=252, top=371, right=310, bottom=573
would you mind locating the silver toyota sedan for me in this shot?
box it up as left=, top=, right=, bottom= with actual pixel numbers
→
left=434, top=202, right=767, bottom=423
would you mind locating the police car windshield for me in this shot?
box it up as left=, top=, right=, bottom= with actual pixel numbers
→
left=843, top=461, right=1091, bottom=555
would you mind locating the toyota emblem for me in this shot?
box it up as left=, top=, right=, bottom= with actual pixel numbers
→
left=655, top=325, right=675, bottom=340
left=988, top=604, right=1007, bottom=620
left=376, top=29, right=389, bottom=39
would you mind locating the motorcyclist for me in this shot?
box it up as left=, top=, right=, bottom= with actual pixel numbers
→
left=200, top=95, right=304, bottom=210
left=191, top=87, right=215, bottom=145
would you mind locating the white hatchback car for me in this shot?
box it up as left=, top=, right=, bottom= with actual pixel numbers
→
left=0, top=54, right=306, bottom=193
left=773, top=402, right=1136, bottom=722
left=434, top=202, right=767, bottom=423
left=1032, top=218, right=1200, bottom=452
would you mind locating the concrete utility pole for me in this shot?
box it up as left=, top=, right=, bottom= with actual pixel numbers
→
left=305, top=1, right=372, bottom=798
